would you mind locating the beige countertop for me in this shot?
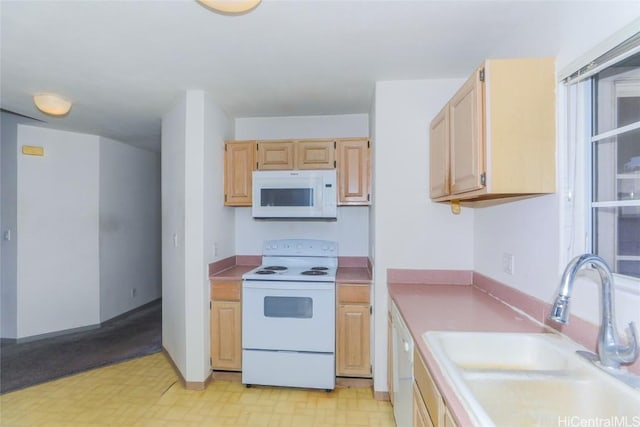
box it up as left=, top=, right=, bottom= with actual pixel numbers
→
left=388, top=282, right=548, bottom=426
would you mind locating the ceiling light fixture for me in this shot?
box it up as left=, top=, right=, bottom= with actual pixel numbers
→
left=33, top=93, right=72, bottom=117
left=196, top=0, right=261, bottom=14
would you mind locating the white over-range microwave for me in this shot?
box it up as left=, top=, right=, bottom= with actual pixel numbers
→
left=252, top=170, right=337, bottom=219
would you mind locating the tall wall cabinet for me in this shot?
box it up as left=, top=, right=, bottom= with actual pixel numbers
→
left=224, top=137, right=371, bottom=206
left=429, top=57, right=556, bottom=203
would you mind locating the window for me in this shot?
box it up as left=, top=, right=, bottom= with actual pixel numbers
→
left=590, top=51, right=640, bottom=279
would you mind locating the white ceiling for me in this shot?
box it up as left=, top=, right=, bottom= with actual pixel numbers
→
left=2, top=0, right=639, bottom=151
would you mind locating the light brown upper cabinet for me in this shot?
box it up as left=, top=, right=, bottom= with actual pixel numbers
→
left=429, top=107, right=449, bottom=199
left=336, top=138, right=371, bottom=205
left=257, top=140, right=295, bottom=170
left=224, top=137, right=371, bottom=207
left=296, top=139, right=336, bottom=170
left=429, top=57, right=556, bottom=203
left=257, top=139, right=335, bottom=170
left=224, top=140, right=256, bottom=206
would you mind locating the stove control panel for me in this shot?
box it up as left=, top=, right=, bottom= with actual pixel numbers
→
left=262, top=239, right=337, bottom=257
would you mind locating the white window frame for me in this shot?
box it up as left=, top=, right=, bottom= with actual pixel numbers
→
left=589, top=74, right=640, bottom=294
left=560, top=22, right=640, bottom=296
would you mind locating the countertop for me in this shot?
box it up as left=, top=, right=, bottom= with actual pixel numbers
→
left=209, top=264, right=256, bottom=281
left=209, top=263, right=372, bottom=284
left=388, top=283, right=549, bottom=426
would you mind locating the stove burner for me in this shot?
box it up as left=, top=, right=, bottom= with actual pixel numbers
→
left=301, top=270, right=328, bottom=276
left=310, top=267, right=329, bottom=271
left=255, top=270, right=277, bottom=275
left=263, top=266, right=288, bottom=271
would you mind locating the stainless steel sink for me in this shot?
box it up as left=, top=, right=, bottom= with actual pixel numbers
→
left=424, top=332, right=640, bottom=427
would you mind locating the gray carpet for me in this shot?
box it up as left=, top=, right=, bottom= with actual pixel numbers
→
left=0, top=299, right=162, bottom=394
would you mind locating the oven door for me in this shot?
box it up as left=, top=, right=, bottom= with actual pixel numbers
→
left=242, top=280, right=335, bottom=353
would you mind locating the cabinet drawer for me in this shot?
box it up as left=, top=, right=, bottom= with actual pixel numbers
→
left=337, top=284, right=370, bottom=304
left=414, top=349, right=443, bottom=426
left=211, top=281, right=241, bottom=302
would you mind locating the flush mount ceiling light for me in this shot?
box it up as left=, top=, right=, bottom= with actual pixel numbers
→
left=33, top=93, right=72, bottom=117
left=196, top=0, right=261, bottom=14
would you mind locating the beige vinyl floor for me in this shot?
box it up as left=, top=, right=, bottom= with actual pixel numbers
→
left=0, top=353, right=396, bottom=426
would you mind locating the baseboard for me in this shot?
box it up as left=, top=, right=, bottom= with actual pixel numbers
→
left=2, top=298, right=162, bottom=344
left=161, top=347, right=212, bottom=391
left=212, top=370, right=242, bottom=382
left=101, top=298, right=162, bottom=325
left=6, top=324, right=100, bottom=344
left=374, top=391, right=390, bottom=401
left=336, top=376, right=374, bottom=389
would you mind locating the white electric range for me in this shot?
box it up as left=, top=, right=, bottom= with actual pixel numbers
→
left=241, top=239, right=338, bottom=391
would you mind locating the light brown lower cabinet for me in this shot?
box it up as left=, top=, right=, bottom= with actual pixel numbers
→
left=336, top=283, right=371, bottom=377
left=210, top=281, right=242, bottom=371
left=413, top=382, right=435, bottom=427
left=414, top=348, right=458, bottom=427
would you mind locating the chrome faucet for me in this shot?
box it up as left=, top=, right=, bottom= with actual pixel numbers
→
left=549, top=254, right=639, bottom=369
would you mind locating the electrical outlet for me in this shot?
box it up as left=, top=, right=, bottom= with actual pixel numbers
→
left=502, top=253, right=515, bottom=275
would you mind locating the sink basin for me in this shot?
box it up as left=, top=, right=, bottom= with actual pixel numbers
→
left=424, top=332, right=640, bottom=426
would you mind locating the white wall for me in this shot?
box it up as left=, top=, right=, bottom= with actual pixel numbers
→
left=371, top=79, right=474, bottom=392
left=17, top=125, right=101, bottom=337
left=161, top=90, right=233, bottom=383
left=205, top=99, right=235, bottom=263
left=234, top=207, right=369, bottom=256
left=161, top=94, right=188, bottom=378
left=202, top=92, right=235, bottom=380
left=1, top=112, right=23, bottom=338
left=235, top=114, right=369, bottom=140
left=99, top=137, right=161, bottom=322
left=234, top=114, right=371, bottom=256
left=474, top=15, right=640, bottom=335
left=1, top=118, right=162, bottom=340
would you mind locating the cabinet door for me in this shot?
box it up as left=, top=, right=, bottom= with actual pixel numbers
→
left=296, top=140, right=335, bottom=169
left=210, top=301, right=242, bottom=371
left=449, top=67, right=485, bottom=195
left=336, top=304, right=371, bottom=377
left=336, top=139, right=370, bottom=205
left=224, top=141, right=255, bottom=206
left=444, top=406, right=458, bottom=427
left=413, top=383, right=435, bottom=427
left=257, top=141, right=295, bottom=170
left=429, top=106, right=450, bottom=199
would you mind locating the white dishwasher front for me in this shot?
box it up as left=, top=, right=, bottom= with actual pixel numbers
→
left=392, top=302, right=414, bottom=427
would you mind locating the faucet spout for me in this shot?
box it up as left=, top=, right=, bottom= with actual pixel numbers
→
left=549, top=254, right=639, bottom=369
